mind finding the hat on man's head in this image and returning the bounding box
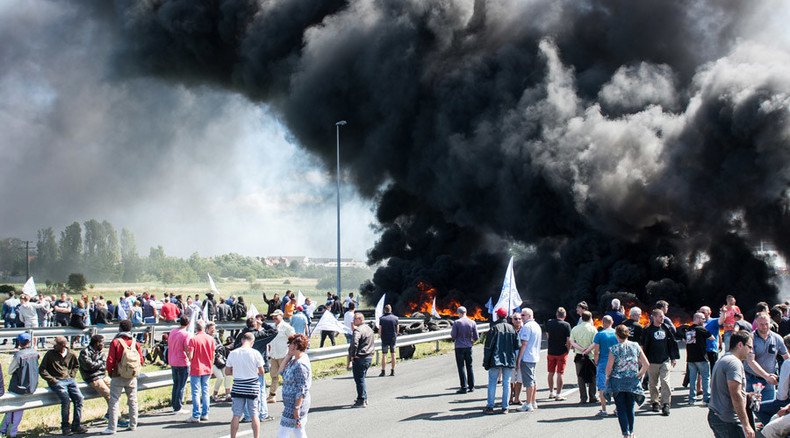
[495,308,508,318]
[16,333,31,344]
[296,306,304,311]
[272,309,284,316]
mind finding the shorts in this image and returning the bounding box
[596,363,607,390]
[144,317,156,324]
[232,396,259,418]
[547,353,568,374]
[381,342,395,354]
[520,362,537,387]
[511,366,523,383]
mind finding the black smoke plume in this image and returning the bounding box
[90,0,790,316]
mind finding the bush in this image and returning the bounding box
[67,273,87,291]
[0,284,15,295]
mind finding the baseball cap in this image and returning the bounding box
[496,308,508,318]
[272,309,284,316]
[16,333,31,344]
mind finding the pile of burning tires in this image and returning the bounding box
[399,312,453,334]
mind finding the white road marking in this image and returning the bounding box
[216,429,254,438]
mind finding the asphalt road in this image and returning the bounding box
[60,343,714,438]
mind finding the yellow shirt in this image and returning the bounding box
[570,322,597,358]
[284,301,295,319]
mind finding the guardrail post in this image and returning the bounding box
[375,351,380,366]
[148,325,156,349]
[435,340,439,352]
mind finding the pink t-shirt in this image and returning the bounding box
[187,332,215,377]
[168,328,190,367]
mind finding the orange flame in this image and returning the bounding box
[404,281,486,321]
[593,308,689,328]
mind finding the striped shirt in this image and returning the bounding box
[231,377,259,399]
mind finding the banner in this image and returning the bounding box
[22,277,37,297]
[492,256,523,321]
[207,273,220,294]
[312,309,351,336]
[374,294,386,328]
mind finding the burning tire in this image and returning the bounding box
[434,320,452,330]
[404,322,425,334]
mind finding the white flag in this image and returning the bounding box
[431,296,441,319]
[22,277,37,297]
[297,291,306,307]
[493,256,522,321]
[117,298,128,321]
[312,309,351,336]
[187,310,197,335]
[207,273,220,294]
[246,303,260,319]
[202,301,210,321]
[374,294,386,328]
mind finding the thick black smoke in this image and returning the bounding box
[93,0,790,315]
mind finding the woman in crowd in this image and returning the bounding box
[606,324,649,438]
[278,334,312,438]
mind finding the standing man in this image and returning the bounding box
[226,333,266,438]
[186,320,215,423]
[53,293,72,327]
[517,308,542,412]
[655,300,677,336]
[575,301,589,326]
[545,307,572,400]
[605,298,626,326]
[103,320,144,434]
[623,307,645,343]
[685,312,715,406]
[708,331,755,438]
[450,306,478,393]
[482,308,519,414]
[343,303,356,344]
[348,312,374,408]
[39,336,86,435]
[509,312,524,405]
[745,312,789,402]
[720,297,741,353]
[168,316,191,414]
[160,298,179,324]
[378,304,400,377]
[642,309,680,416]
[700,305,723,373]
[2,291,19,336]
[571,311,598,404]
[290,306,309,338]
[262,293,281,318]
[593,315,617,416]
[267,309,295,403]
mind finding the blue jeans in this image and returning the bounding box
[486,367,512,410]
[614,392,636,436]
[352,356,372,401]
[171,366,189,412]
[688,361,711,403]
[243,375,267,420]
[708,410,745,437]
[746,374,776,404]
[50,379,83,432]
[190,375,210,419]
[722,331,733,353]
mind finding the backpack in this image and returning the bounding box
[118,338,142,378]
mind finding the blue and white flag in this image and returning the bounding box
[485,297,493,314]
[492,256,522,321]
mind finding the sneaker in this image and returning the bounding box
[651,402,660,412]
[266,396,276,403]
[500,408,509,415]
[100,429,115,436]
[117,419,129,428]
[379,370,386,377]
[261,415,275,423]
[531,402,538,411]
[520,404,534,412]
[661,404,670,416]
[240,418,251,423]
[483,407,496,415]
[200,416,209,422]
[352,400,368,408]
[688,399,696,406]
[188,417,201,423]
[455,388,468,394]
[467,387,474,393]
[596,410,608,417]
[555,395,566,401]
[62,430,73,436]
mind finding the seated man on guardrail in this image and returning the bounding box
[1,333,39,438]
[40,335,86,436]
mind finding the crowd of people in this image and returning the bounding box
[467,295,790,438]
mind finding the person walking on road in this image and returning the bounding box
[226,333,265,438]
[745,312,789,403]
[708,330,756,438]
[268,309,295,403]
[450,306,479,393]
[545,307,572,400]
[571,311,598,404]
[593,315,617,416]
[606,324,649,438]
[684,312,715,406]
[517,308,542,412]
[348,312,375,408]
[483,308,519,414]
[186,320,215,423]
[277,334,312,438]
[39,336,86,435]
[378,304,400,377]
[168,316,191,414]
[642,309,680,416]
[102,320,144,434]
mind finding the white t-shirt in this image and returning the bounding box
[343,311,355,331]
[519,320,543,363]
[270,321,295,359]
[226,346,264,380]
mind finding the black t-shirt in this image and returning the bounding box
[546,319,571,355]
[643,325,670,364]
[684,325,712,363]
[379,313,399,343]
[623,320,644,343]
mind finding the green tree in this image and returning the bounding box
[121,228,142,282]
[35,228,59,280]
[0,238,26,277]
[59,222,82,279]
[67,273,87,291]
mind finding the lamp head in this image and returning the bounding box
[336,120,347,126]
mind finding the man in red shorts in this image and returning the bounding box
[545,307,572,400]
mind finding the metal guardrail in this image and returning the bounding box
[0,323,489,414]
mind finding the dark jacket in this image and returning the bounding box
[641,324,680,363]
[215,303,232,322]
[9,347,39,394]
[483,319,520,369]
[40,349,79,386]
[78,345,107,382]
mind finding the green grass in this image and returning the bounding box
[2,338,459,436]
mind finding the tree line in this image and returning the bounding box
[0,220,372,286]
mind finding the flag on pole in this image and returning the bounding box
[246,303,260,319]
[207,273,220,294]
[297,291,306,307]
[374,294,386,328]
[492,256,522,321]
[312,309,351,336]
[22,277,37,297]
[431,296,441,319]
[187,310,197,335]
[117,298,128,321]
[484,297,493,314]
[202,301,210,321]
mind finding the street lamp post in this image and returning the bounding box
[335,120,347,299]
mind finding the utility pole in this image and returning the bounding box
[24,240,31,280]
